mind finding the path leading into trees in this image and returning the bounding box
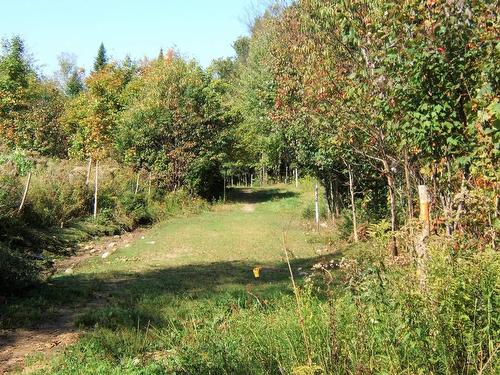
[0,186,328,373]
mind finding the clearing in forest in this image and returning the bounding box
[0,185,329,374]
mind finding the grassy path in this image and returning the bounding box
[2,185,327,374]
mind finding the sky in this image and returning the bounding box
[0,0,263,75]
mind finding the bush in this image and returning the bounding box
[0,243,41,293]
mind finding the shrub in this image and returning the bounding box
[0,243,41,293]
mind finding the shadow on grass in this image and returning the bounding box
[226,187,299,204]
[0,252,343,334]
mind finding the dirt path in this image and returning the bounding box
[0,228,146,374]
[0,310,77,374]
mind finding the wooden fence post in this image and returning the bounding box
[416,185,430,287]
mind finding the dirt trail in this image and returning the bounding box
[0,228,146,374]
[0,311,77,374]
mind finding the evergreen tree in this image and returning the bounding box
[93,42,107,71]
[0,35,31,90]
[158,48,164,61]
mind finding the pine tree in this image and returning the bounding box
[93,43,107,71]
[158,48,164,61]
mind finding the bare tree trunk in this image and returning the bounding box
[135,170,140,195]
[348,165,358,242]
[285,165,289,184]
[148,172,152,197]
[404,150,414,224]
[315,183,320,231]
[85,157,92,186]
[18,172,32,213]
[453,175,467,233]
[295,168,299,188]
[416,185,430,288]
[383,160,398,256]
[93,160,99,219]
[333,179,340,217]
[329,178,335,222]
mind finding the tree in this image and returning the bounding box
[116,54,230,198]
[93,43,108,71]
[0,36,67,156]
[56,53,83,97]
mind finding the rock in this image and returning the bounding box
[108,242,117,248]
[101,252,110,259]
[141,236,145,240]
[64,268,73,274]
[320,222,328,228]
[146,241,156,245]
[89,249,96,254]
[83,244,93,251]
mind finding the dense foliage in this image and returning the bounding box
[0,1,498,372]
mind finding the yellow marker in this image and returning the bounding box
[253,267,262,278]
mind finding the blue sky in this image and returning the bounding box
[0,0,262,75]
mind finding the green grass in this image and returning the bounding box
[4,184,498,375]
[4,185,335,373]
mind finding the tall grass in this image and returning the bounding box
[40,240,498,375]
[0,155,208,293]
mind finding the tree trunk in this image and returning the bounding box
[148,172,152,197]
[295,168,298,188]
[135,170,140,195]
[333,179,340,217]
[93,160,99,219]
[404,150,414,224]
[315,183,320,231]
[329,178,336,224]
[348,165,358,242]
[18,172,32,213]
[383,160,398,256]
[285,165,289,184]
